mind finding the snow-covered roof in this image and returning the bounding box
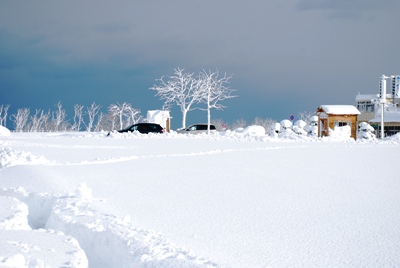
[146,110,170,128]
[369,112,400,123]
[146,110,170,121]
[318,105,360,115]
[355,94,378,102]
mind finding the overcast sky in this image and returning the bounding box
[1,0,399,129]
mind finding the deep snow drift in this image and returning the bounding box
[1,129,400,268]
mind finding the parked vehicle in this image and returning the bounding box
[177,124,217,134]
[109,123,164,135]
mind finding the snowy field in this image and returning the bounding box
[1,128,400,268]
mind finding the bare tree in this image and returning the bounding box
[86,103,101,132]
[11,108,30,132]
[51,101,68,131]
[72,104,85,131]
[41,110,51,131]
[126,106,141,126]
[229,118,248,130]
[100,112,118,131]
[210,118,228,131]
[0,104,10,127]
[29,109,41,132]
[297,111,315,125]
[252,117,276,132]
[198,70,237,134]
[150,68,202,129]
[94,112,105,132]
[29,109,51,132]
[108,102,133,129]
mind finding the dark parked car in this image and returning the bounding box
[177,124,217,134]
[109,123,165,135]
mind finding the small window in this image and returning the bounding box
[335,122,350,127]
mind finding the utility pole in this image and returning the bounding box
[378,74,400,139]
[379,75,388,139]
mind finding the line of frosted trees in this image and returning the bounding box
[0,102,142,132]
[0,101,314,133]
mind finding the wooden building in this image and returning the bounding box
[316,105,360,139]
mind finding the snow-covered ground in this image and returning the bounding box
[1,128,400,267]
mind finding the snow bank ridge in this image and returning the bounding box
[0,147,52,168]
[1,184,219,268]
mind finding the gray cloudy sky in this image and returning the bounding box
[0,0,399,128]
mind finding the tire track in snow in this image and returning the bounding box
[1,145,306,168]
[53,146,290,166]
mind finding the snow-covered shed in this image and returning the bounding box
[146,110,171,132]
[316,105,360,139]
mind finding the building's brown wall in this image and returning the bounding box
[326,115,358,139]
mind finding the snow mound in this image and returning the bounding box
[323,126,354,141]
[0,125,11,136]
[384,132,400,142]
[234,125,266,136]
[75,183,93,200]
[0,148,52,168]
[106,130,170,139]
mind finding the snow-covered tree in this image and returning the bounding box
[0,104,10,127]
[108,102,141,129]
[99,113,117,131]
[51,101,68,131]
[358,122,376,140]
[198,70,237,134]
[150,68,203,129]
[86,103,101,132]
[280,119,293,132]
[304,115,318,136]
[11,108,30,132]
[29,109,50,132]
[72,104,85,131]
[293,120,307,135]
[109,102,131,130]
[126,106,141,126]
[94,112,105,132]
[269,122,281,136]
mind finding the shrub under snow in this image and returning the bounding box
[0,126,11,136]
